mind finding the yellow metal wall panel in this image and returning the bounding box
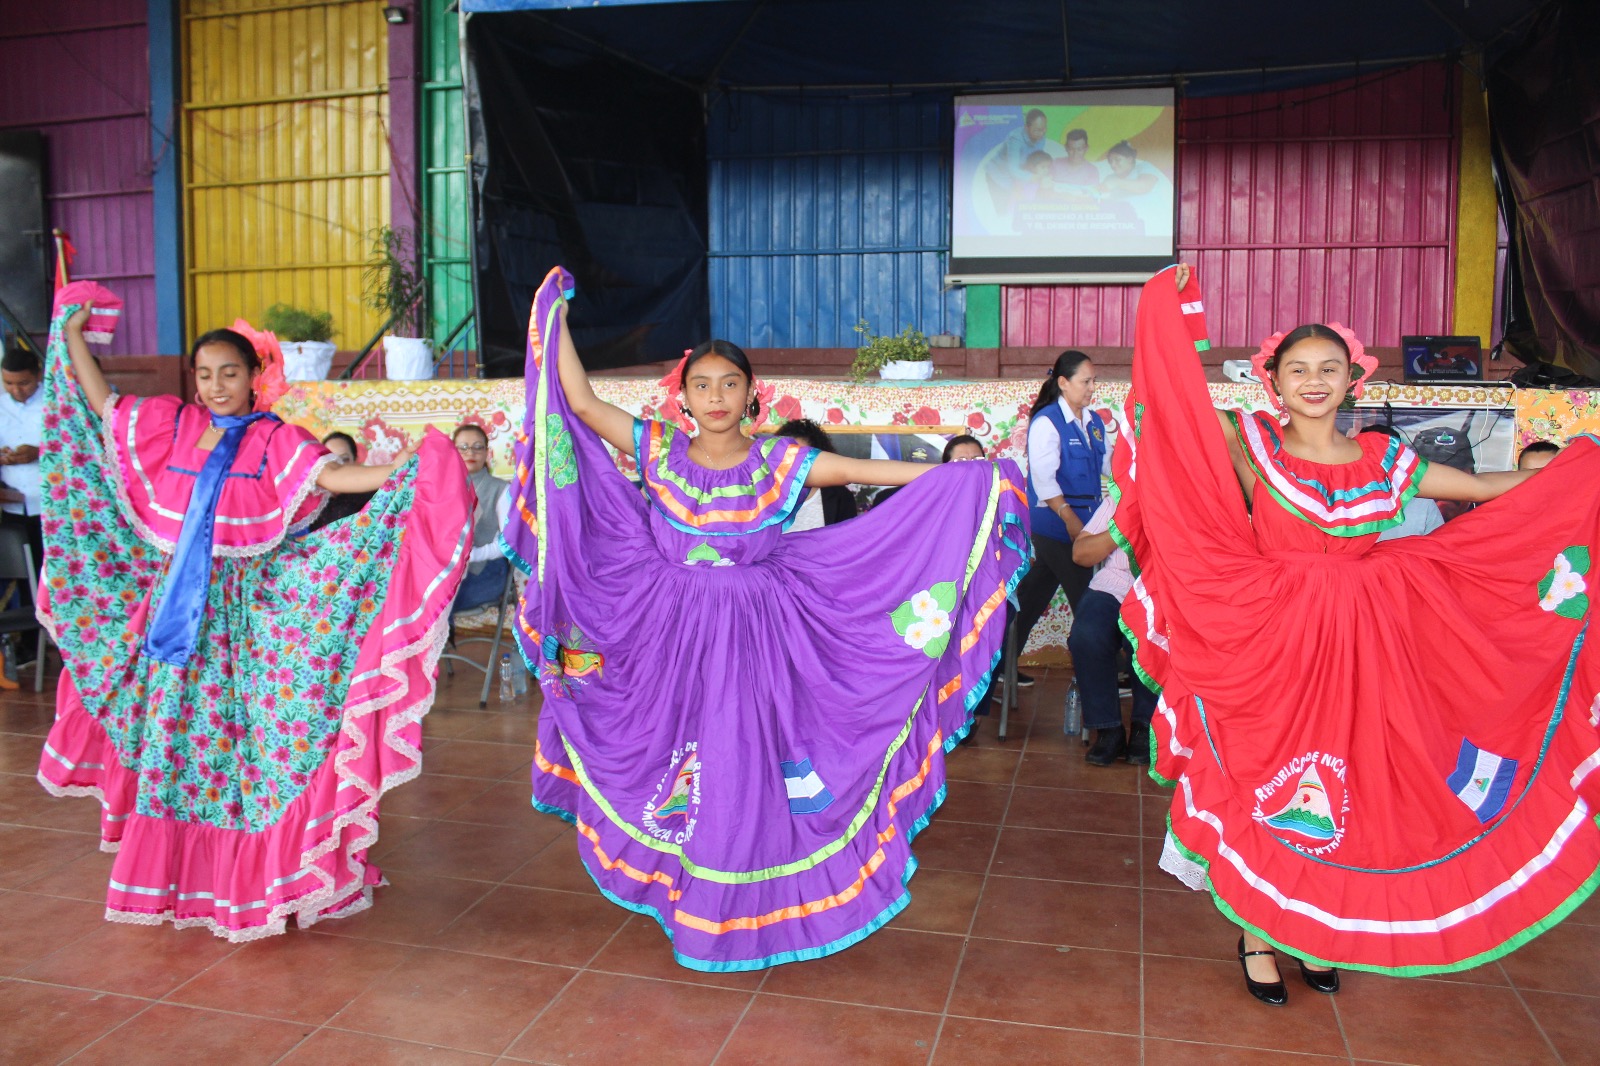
[1452,71,1497,345]
[182,0,390,346]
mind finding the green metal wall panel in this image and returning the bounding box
[420,0,473,351]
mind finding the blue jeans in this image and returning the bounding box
[454,557,509,613]
[1067,587,1157,731]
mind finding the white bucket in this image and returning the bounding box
[279,340,336,381]
[383,336,435,381]
[878,359,934,381]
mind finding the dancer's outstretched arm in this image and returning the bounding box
[806,451,937,489]
[63,307,112,415]
[555,302,636,457]
[317,446,420,494]
[1416,461,1533,503]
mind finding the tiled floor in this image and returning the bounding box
[4,665,1598,1065]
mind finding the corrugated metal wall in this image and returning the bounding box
[707,94,963,347]
[0,1,155,354]
[1005,63,1460,349]
[420,0,472,349]
[182,0,390,344]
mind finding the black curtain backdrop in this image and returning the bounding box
[466,16,708,375]
[1488,0,1600,379]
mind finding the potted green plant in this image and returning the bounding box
[851,320,933,383]
[362,225,432,380]
[262,303,336,381]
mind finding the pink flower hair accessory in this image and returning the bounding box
[1251,322,1377,413]
[230,318,290,413]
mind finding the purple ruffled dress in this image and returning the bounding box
[505,268,1030,971]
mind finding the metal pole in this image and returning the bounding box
[997,619,1018,742]
[458,6,487,379]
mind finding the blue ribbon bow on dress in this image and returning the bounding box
[143,411,276,666]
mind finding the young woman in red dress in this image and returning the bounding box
[1118,264,1600,1004]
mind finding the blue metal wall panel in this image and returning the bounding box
[707,94,963,348]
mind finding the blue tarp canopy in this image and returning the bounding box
[460,0,1544,95]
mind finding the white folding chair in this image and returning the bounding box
[439,566,519,708]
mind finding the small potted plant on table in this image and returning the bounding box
[363,225,432,380]
[262,304,336,380]
[851,320,934,382]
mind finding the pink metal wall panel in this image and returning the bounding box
[0,2,154,354]
[1004,63,1460,351]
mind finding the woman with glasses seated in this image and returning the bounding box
[453,423,512,611]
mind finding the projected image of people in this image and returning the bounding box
[983,108,1062,213]
[1095,140,1173,238]
[950,89,1177,278]
[1054,127,1101,187]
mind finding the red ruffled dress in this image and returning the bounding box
[1116,268,1600,975]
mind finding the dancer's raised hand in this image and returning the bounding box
[63,305,112,414]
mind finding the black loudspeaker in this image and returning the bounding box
[0,131,50,335]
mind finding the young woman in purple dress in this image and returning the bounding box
[503,268,1031,971]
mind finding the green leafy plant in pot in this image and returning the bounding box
[262,303,336,381]
[851,320,933,383]
[362,225,432,380]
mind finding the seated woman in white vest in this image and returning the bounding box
[452,423,512,610]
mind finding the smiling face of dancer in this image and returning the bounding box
[1260,326,1363,466]
[1271,334,1352,422]
[191,336,260,419]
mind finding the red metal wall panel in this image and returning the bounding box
[1004,63,1460,351]
[0,1,154,354]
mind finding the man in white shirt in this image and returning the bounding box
[0,345,45,574]
[0,346,43,518]
[1068,492,1158,766]
[0,344,45,662]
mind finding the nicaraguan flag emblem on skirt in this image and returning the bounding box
[1446,739,1517,823]
[781,759,834,815]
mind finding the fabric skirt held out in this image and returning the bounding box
[1115,267,1600,975]
[504,267,1031,971]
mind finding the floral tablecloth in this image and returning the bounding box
[1514,389,1600,449]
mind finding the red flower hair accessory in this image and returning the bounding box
[657,347,769,427]
[658,349,693,392]
[1251,322,1377,413]
[230,318,289,412]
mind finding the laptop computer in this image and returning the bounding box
[1401,336,1483,382]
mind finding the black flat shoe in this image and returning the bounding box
[1126,723,1151,765]
[1297,958,1340,994]
[1237,936,1288,1006]
[1085,727,1127,766]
